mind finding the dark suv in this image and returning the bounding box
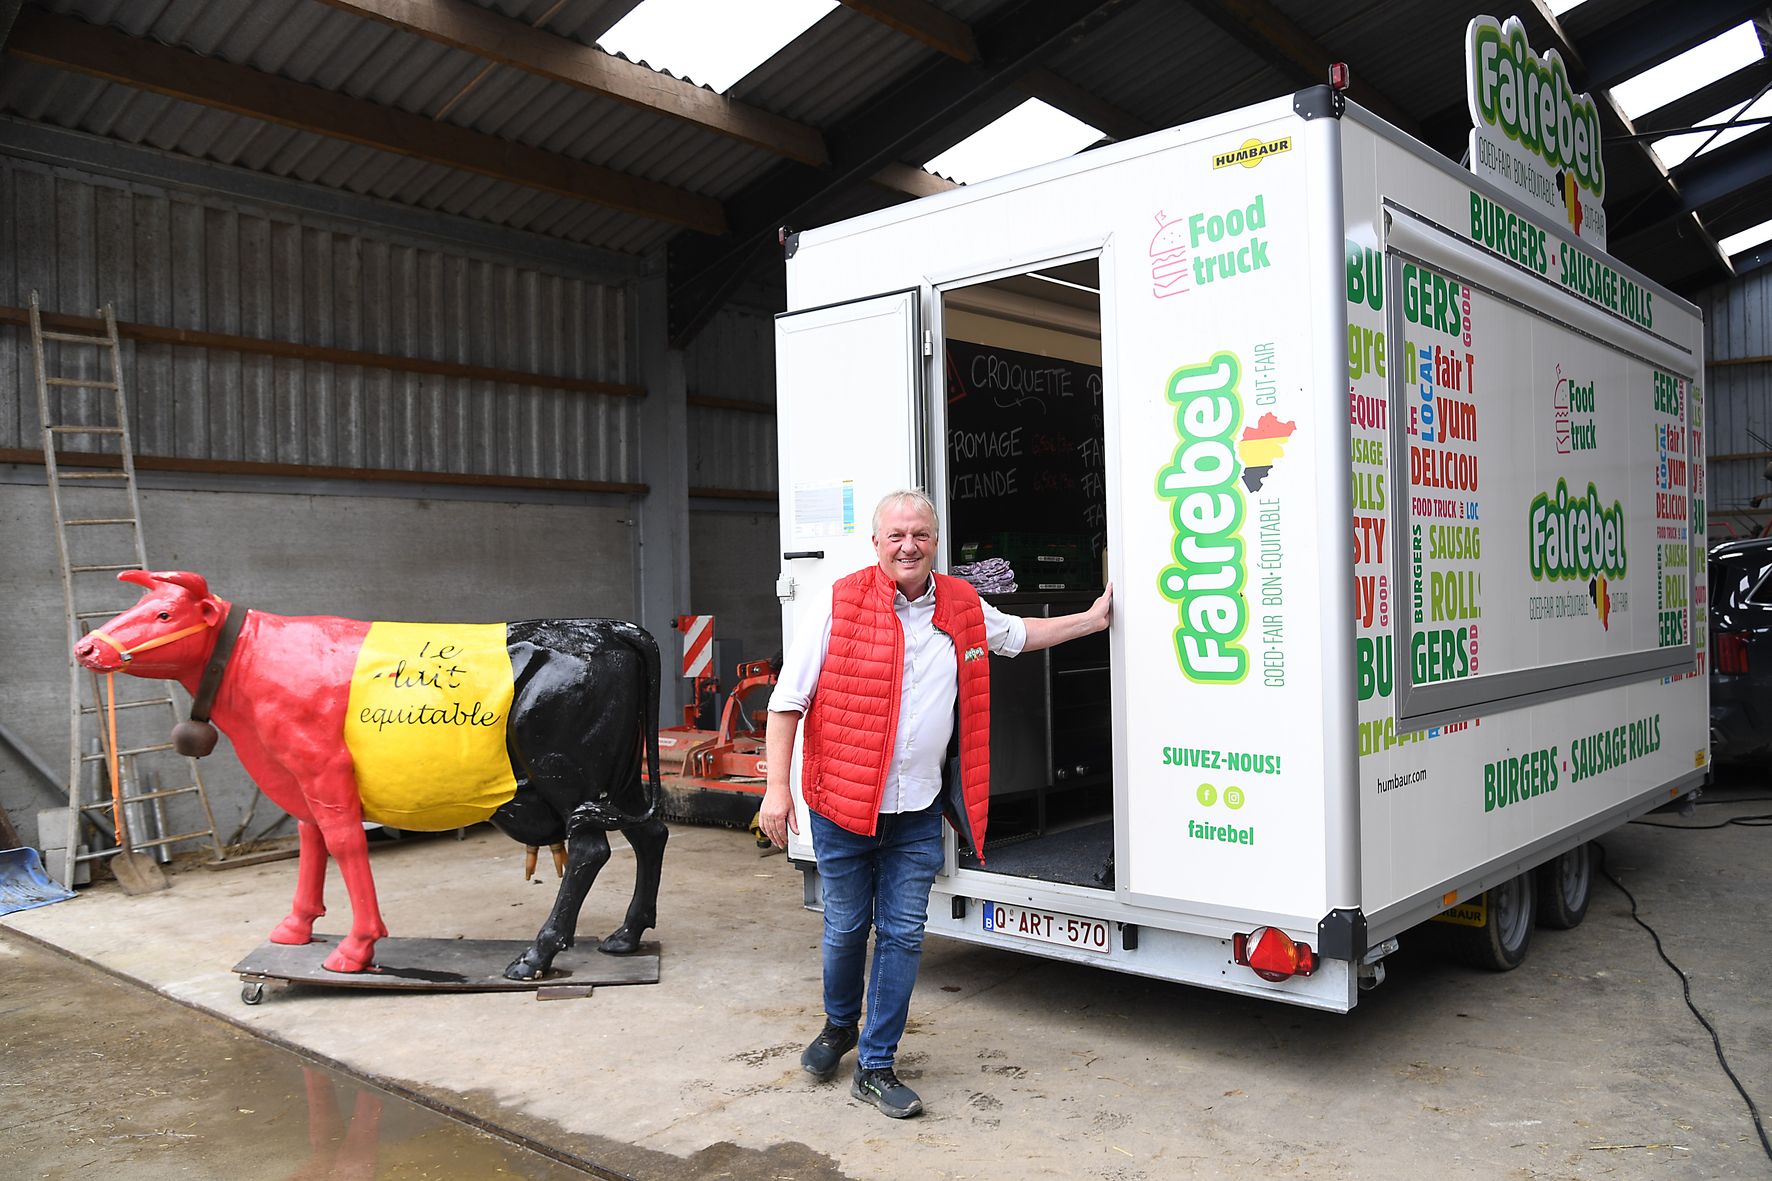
[1709,536,1772,765]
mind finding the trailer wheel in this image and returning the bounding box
[1453,871,1536,971]
[1535,843,1592,930]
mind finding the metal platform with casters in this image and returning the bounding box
[232,935,661,1004]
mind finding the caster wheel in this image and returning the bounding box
[241,981,266,1005]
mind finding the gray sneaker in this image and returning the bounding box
[851,1066,923,1118]
[800,1022,857,1081]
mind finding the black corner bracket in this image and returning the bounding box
[1317,907,1368,960]
[779,226,800,259]
[1293,84,1345,122]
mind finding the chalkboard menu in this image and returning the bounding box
[944,338,1106,566]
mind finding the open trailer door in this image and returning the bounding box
[1106,107,1352,941]
[773,288,925,862]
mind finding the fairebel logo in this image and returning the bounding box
[1156,352,1249,684]
[1528,478,1626,583]
[1150,211,1191,299]
[1466,15,1605,202]
[1187,819,1255,846]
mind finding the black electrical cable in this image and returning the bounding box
[1633,793,1772,829]
[1633,813,1772,829]
[1595,841,1771,1164]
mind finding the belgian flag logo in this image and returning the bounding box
[1588,574,1611,630]
[1555,169,1584,236]
[1235,413,1298,492]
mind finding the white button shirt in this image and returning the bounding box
[770,576,1027,814]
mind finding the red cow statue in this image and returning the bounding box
[74,570,666,980]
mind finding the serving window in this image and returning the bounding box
[1382,203,1698,729]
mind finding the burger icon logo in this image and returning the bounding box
[1150,210,1191,299]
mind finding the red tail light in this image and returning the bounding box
[1233,927,1317,982]
[1716,632,1750,675]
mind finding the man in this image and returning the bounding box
[760,489,1112,1119]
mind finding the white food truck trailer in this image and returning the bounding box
[771,80,1706,1012]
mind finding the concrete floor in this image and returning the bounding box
[3,781,1769,1181]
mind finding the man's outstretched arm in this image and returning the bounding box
[1020,582,1113,652]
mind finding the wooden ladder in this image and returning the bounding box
[29,291,228,886]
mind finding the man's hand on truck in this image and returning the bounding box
[760,708,802,848]
[1021,582,1114,652]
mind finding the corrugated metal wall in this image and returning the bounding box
[1703,269,1772,539]
[684,303,776,496]
[1,154,638,483]
[683,303,780,676]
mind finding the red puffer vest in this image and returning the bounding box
[802,565,992,851]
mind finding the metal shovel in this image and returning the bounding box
[108,764,166,895]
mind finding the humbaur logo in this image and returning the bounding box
[1156,352,1248,683]
[1213,136,1292,170]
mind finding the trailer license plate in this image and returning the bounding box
[981,901,1109,954]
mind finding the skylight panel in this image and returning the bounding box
[1718,216,1772,258]
[1653,91,1772,169]
[598,0,836,93]
[1609,22,1765,121]
[923,99,1105,186]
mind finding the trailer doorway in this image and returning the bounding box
[938,259,1116,891]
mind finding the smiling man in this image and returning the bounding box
[760,488,1111,1118]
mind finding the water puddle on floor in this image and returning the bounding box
[0,934,597,1179]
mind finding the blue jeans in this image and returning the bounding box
[810,801,945,1070]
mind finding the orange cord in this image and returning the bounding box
[104,671,123,844]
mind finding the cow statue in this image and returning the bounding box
[73,570,666,981]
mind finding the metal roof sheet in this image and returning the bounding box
[0,0,1748,291]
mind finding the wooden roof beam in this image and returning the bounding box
[315,0,829,167]
[839,0,978,63]
[869,161,958,198]
[1184,0,1418,135]
[842,0,1149,142]
[5,8,726,234]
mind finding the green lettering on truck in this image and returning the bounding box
[1156,352,1248,683]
